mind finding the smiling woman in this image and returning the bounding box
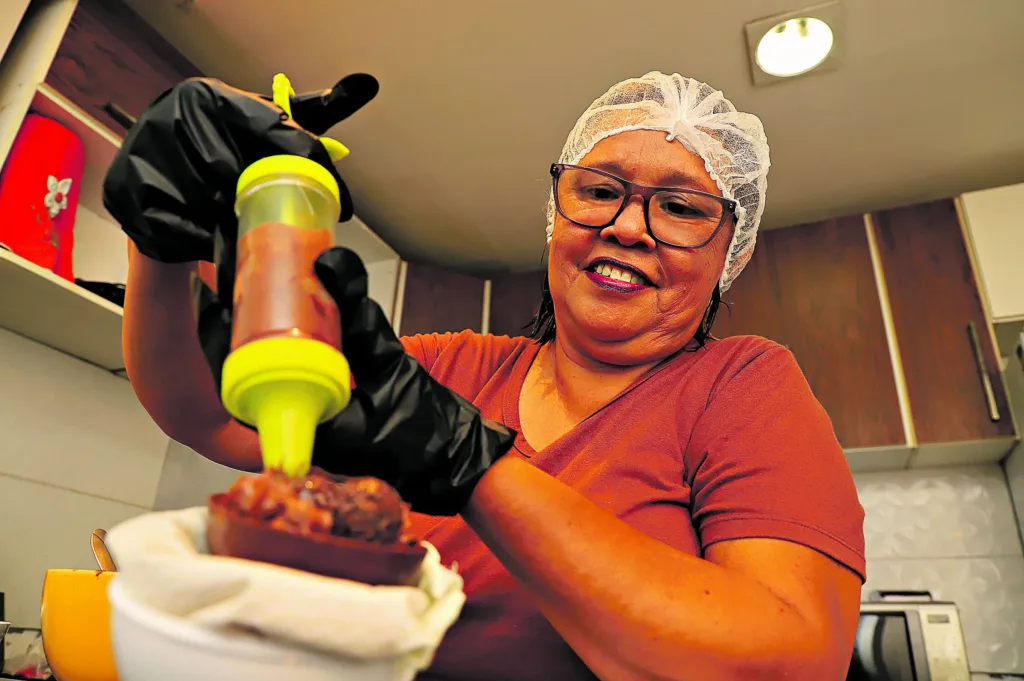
[546,132,737,360]
[118,70,865,681]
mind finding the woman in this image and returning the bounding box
[110,72,865,680]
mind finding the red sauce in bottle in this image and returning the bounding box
[231,222,340,351]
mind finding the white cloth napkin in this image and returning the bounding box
[105,507,465,675]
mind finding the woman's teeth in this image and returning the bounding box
[593,263,645,285]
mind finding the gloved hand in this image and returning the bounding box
[102,74,379,266]
[196,247,517,517]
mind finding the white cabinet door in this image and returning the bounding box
[333,217,402,322]
[961,183,1024,322]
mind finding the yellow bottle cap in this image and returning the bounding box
[221,336,351,477]
[237,154,342,208]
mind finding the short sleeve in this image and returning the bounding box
[686,342,866,581]
[400,333,456,373]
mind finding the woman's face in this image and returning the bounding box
[548,129,733,367]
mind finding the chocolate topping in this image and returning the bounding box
[220,470,410,545]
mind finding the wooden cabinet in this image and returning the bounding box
[397,262,485,335]
[715,216,906,451]
[389,266,541,338]
[717,200,1018,469]
[488,270,544,338]
[45,0,201,134]
[872,199,1015,456]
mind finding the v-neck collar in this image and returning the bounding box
[501,339,703,457]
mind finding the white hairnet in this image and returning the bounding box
[545,71,770,291]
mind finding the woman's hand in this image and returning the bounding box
[194,246,517,514]
[111,75,377,463]
[104,74,378,264]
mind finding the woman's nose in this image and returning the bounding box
[600,196,657,249]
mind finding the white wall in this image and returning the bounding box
[0,328,168,626]
[856,464,1024,675]
[72,205,129,285]
[152,439,244,512]
[0,1,29,64]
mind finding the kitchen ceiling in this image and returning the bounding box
[125,0,1024,274]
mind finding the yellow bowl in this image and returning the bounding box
[40,569,119,681]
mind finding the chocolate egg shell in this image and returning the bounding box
[207,494,427,587]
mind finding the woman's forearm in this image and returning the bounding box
[463,456,847,681]
[123,244,258,467]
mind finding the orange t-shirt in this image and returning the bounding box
[400,331,865,681]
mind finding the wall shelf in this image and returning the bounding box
[0,247,123,370]
[0,81,126,371]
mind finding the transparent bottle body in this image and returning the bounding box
[231,175,341,351]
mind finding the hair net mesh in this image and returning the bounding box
[545,71,770,291]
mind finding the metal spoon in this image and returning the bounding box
[91,529,117,572]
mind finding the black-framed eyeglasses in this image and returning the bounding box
[550,163,737,249]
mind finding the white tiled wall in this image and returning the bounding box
[0,328,169,626]
[855,465,1024,675]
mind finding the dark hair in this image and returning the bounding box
[526,274,722,349]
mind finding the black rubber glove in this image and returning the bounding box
[102,74,379,266]
[194,247,516,517]
[312,247,517,516]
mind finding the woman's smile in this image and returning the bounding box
[583,257,653,293]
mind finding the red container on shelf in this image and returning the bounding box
[0,112,85,281]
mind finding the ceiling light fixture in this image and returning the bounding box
[744,2,843,86]
[755,17,834,77]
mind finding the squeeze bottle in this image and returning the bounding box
[219,73,351,478]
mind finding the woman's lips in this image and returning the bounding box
[585,269,649,293]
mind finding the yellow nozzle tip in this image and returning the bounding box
[252,383,324,477]
[320,136,350,162]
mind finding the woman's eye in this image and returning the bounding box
[580,185,622,201]
[658,195,707,219]
[664,202,699,216]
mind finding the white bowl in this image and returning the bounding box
[108,579,402,681]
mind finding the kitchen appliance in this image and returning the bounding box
[848,592,970,681]
[2,627,51,679]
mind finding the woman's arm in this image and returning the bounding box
[464,457,861,681]
[462,343,864,681]
[123,242,260,470]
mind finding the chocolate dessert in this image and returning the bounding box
[207,470,426,586]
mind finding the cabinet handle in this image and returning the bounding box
[1016,332,1024,374]
[101,101,137,132]
[967,322,1000,422]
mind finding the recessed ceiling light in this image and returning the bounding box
[755,17,835,78]
[744,2,844,87]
